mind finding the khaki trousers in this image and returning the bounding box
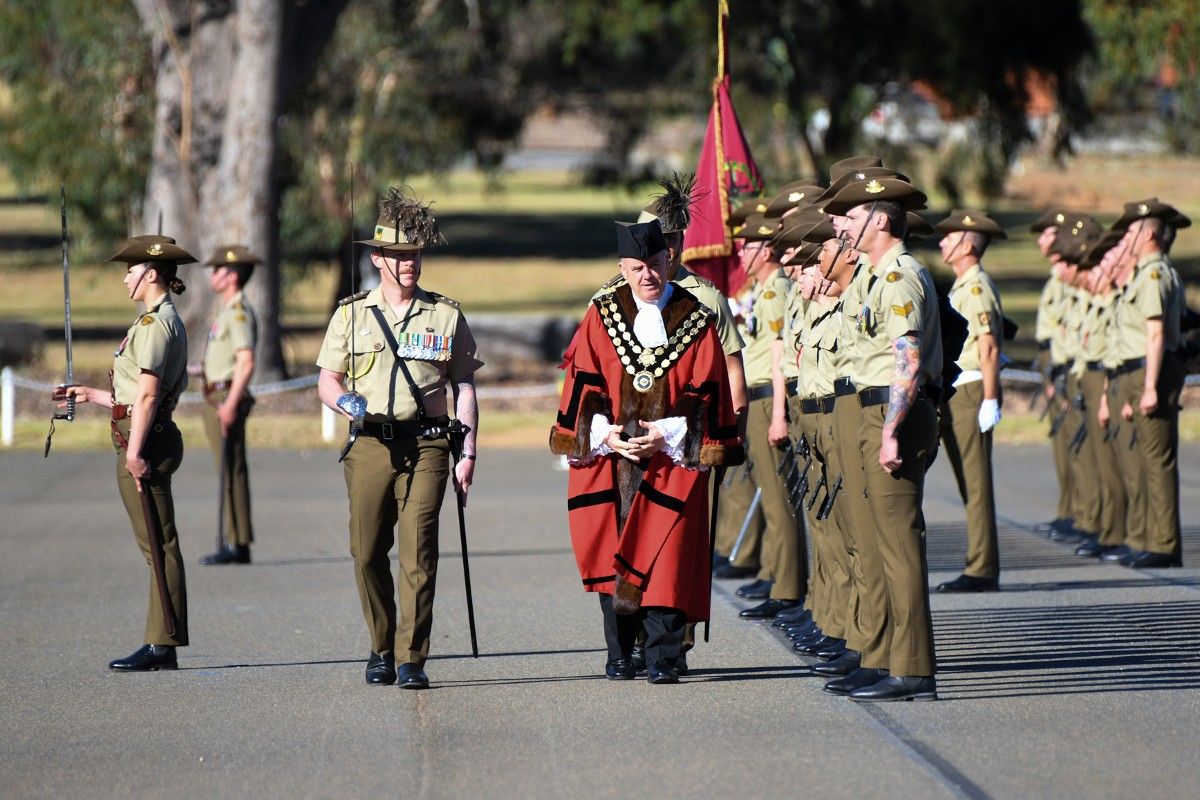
[344,433,449,666]
[715,462,764,569]
[746,394,804,601]
[1080,371,1126,547]
[832,393,883,660]
[858,397,939,677]
[202,391,255,546]
[1124,361,1184,556]
[1065,374,1101,533]
[940,381,999,579]
[1108,376,1148,550]
[1050,370,1073,521]
[113,419,189,647]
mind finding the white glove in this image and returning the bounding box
[978,398,1001,433]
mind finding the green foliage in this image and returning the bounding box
[1083,0,1200,152]
[0,0,153,247]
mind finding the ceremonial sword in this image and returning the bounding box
[44,184,75,457]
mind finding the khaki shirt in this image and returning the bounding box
[1034,272,1064,344]
[1079,291,1116,366]
[796,299,840,398]
[593,264,744,355]
[781,281,806,380]
[847,243,942,388]
[112,294,189,406]
[202,291,258,382]
[316,286,484,420]
[742,268,791,387]
[948,263,1003,372]
[1115,253,1181,360]
[1050,287,1082,366]
[831,254,873,378]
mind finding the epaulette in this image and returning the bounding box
[689,273,717,291]
[427,291,461,309]
[337,290,370,307]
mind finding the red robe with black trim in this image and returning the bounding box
[550,285,743,622]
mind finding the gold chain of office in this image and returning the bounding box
[598,297,711,393]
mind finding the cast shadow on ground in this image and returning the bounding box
[181,647,608,672]
[933,599,1200,700]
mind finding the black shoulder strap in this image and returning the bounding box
[368,306,426,421]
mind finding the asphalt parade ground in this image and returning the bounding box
[2,442,1198,799]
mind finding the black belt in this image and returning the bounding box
[361,416,451,441]
[857,385,935,408]
[1107,357,1146,379]
[1085,360,1107,372]
[749,379,797,402]
[833,377,856,397]
[801,395,835,414]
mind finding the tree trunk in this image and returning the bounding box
[134,0,285,381]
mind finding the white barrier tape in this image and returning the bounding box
[8,370,1198,398]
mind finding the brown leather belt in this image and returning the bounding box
[203,379,232,395]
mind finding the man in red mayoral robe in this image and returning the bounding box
[551,219,743,684]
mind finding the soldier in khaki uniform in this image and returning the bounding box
[1031,210,1076,533]
[773,209,864,674]
[730,216,805,619]
[822,174,941,702]
[1107,199,1189,568]
[317,188,483,688]
[198,245,260,565]
[933,211,1006,593]
[1074,231,1129,559]
[59,235,195,671]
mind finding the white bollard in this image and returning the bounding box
[1,367,13,447]
[321,403,337,443]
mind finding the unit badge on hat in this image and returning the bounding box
[147,243,163,256]
[1138,203,1149,216]
[755,203,767,213]
[962,215,976,226]
[1055,213,1065,223]
[226,250,237,262]
[865,180,885,194]
[788,192,805,202]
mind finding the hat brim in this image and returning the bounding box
[355,238,424,252]
[822,179,927,217]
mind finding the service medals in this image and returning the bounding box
[392,332,453,361]
[598,290,712,393]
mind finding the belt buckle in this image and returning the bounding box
[382,422,394,441]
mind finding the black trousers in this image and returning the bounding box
[599,595,685,665]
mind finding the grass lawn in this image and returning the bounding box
[4,156,1200,381]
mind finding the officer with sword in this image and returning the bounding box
[317,186,483,689]
[53,208,196,670]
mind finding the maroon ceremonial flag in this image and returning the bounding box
[681,2,763,297]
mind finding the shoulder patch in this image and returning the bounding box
[762,290,776,300]
[427,291,461,309]
[970,285,982,295]
[1150,270,1160,280]
[768,318,784,333]
[235,313,247,322]
[140,315,155,326]
[886,272,901,283]
[337,290,370,307]
[892,301,914,317]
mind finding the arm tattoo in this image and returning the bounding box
[885,334,921,431]
[454,379,479,456]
